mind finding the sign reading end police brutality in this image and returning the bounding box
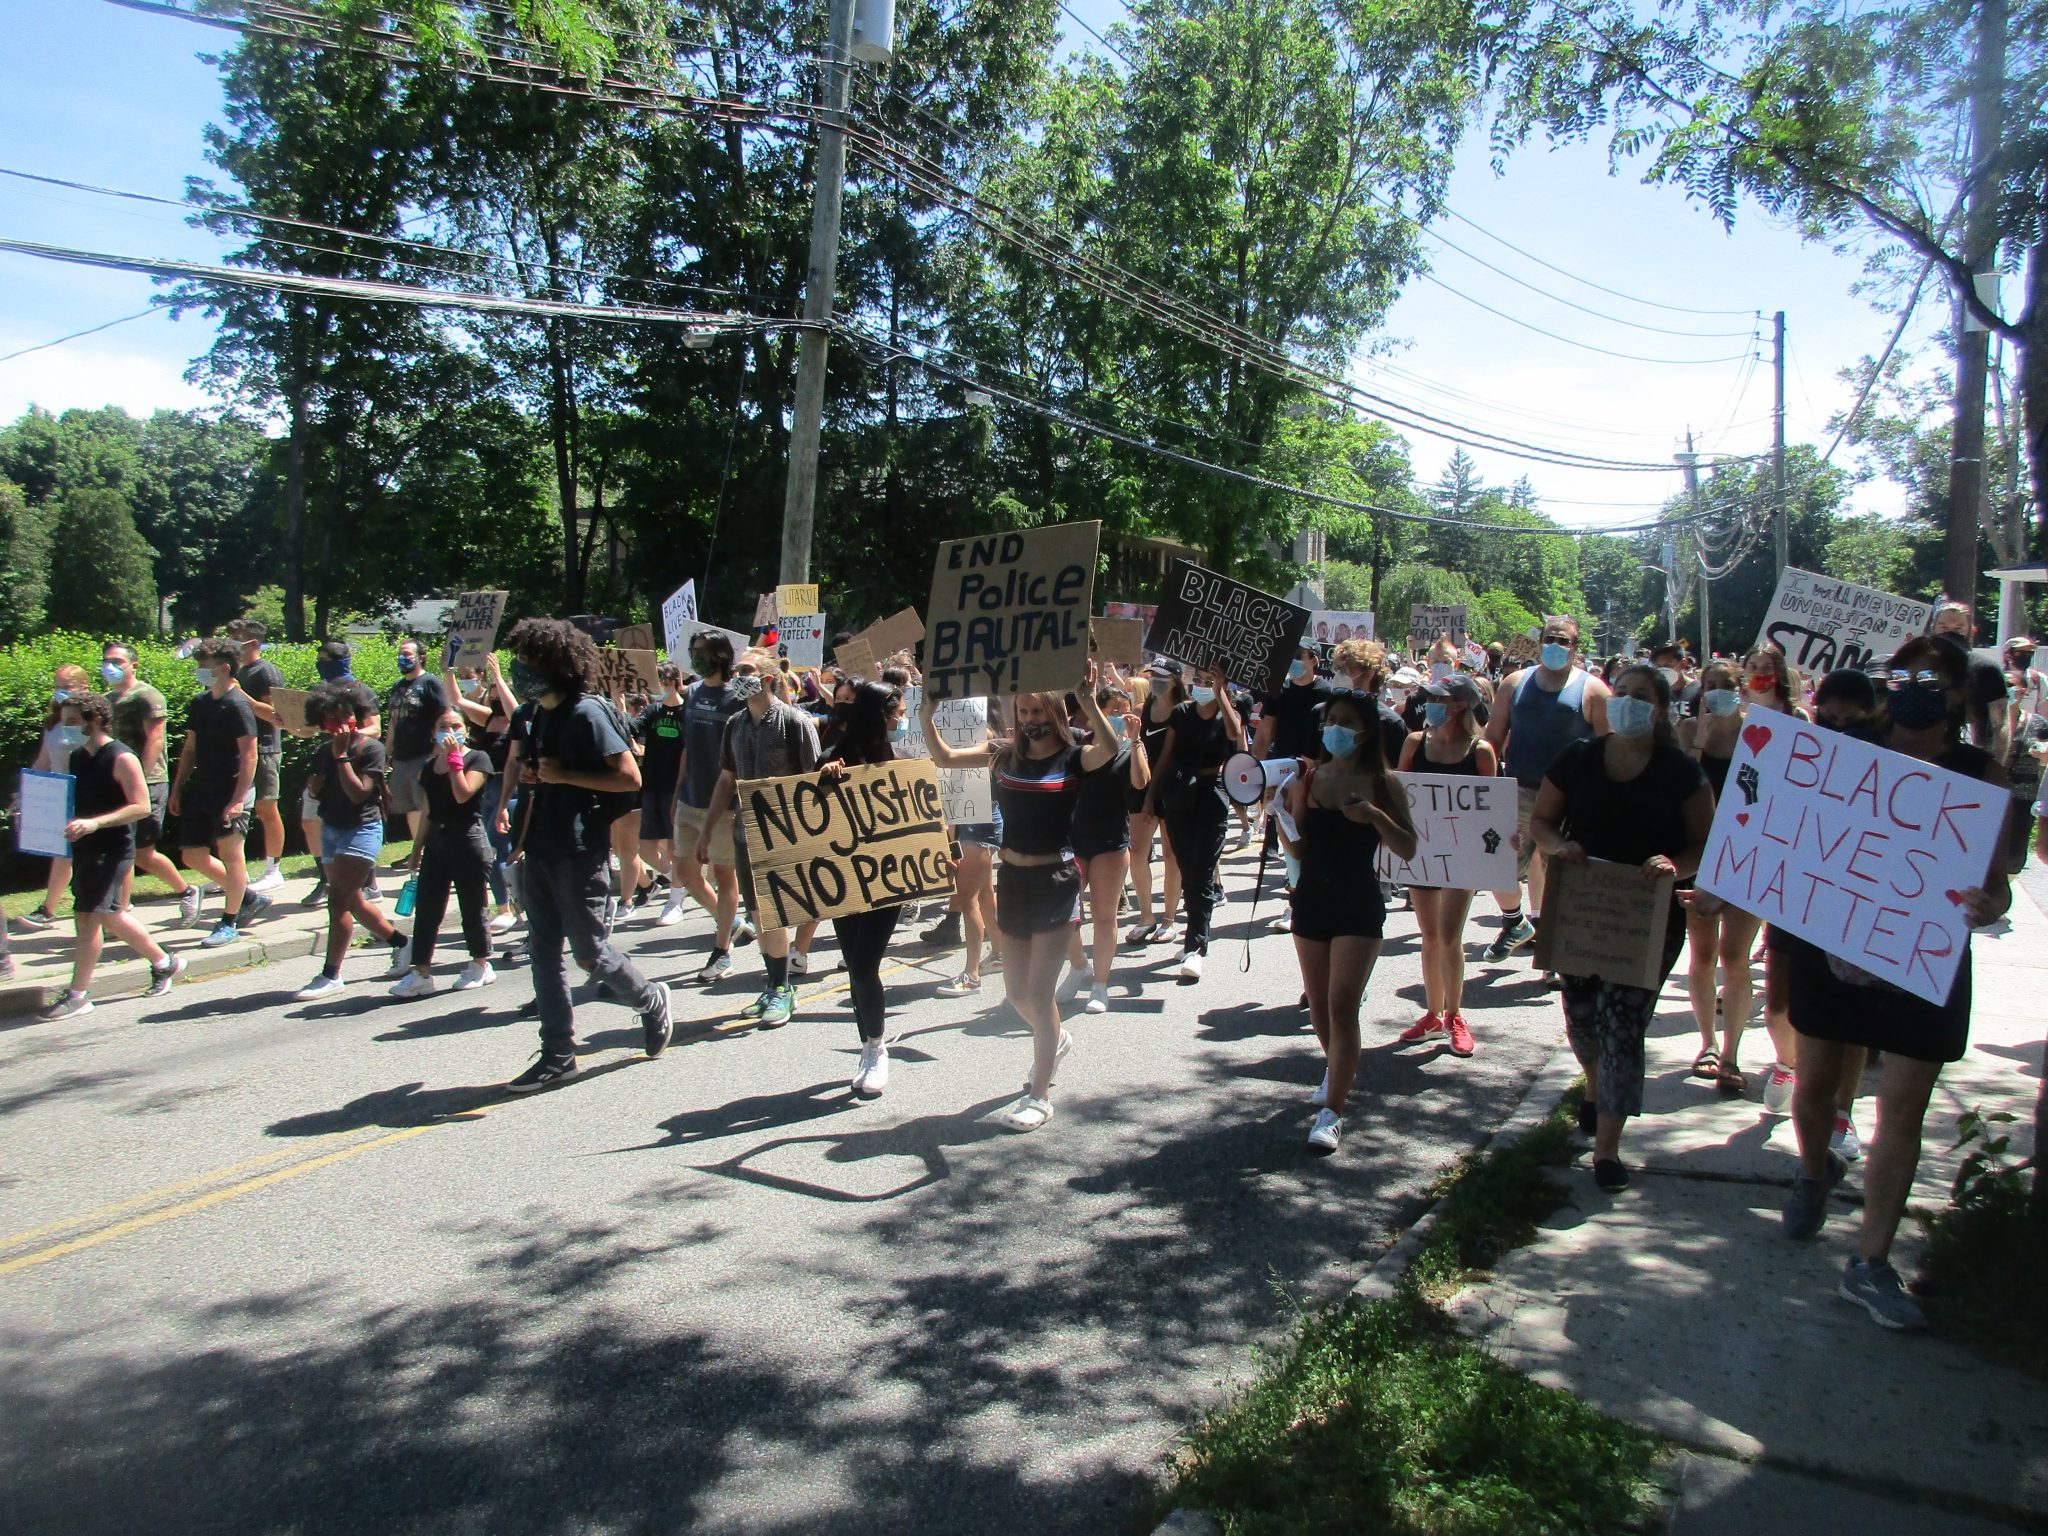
[1697,717,2005,1005]
[738,759,956,927]
[924,521,1099,700]
[1145,561,1310,696]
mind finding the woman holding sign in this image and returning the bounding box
[920,669,1121,1133]
[1777,635,2012,1331]
[1528,665,1714,1193]
[1280,692,1418,1154]
[1396,673,1496,1058]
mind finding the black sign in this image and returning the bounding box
[1144,561,1310,696]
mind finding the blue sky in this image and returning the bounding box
[0,0,1939,530]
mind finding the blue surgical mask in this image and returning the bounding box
[1321,723,1358,757]
[195,665,216,690]
[100,662,125,686]
[435,730,465,752]
[886,722,909,742]
[1703,688,1738,716]
[1287,660,1308,682]
[1608,695,1657,737]
[1541,642,1572,671]
[1424,701,1449,727]
[458,678,481,696]
[1190,685,1216,706]
[398,654,420,676]
[1108,717,1126,739]
[316,657,351,682]
[56,724,86,752]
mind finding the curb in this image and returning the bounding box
[0,916,328,1018]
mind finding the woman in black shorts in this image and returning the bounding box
[1777,636,2011,1331]
[1281,692,1417,1154]
[1125,663,1184,944]
[1062,680,1151,1015]
[922,668,1120,1132]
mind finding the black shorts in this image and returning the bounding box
[180,805,251,850]
[1289,879,1386,942]
[136,782,169,849]
[71,848,134,915]
[639,789,675,843]
[996,859,1082,938]
[1072,834,1130,861]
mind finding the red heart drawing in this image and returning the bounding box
[1944,889,1966,906]
[1734,812,1749,827]
[1741,722,1773,756]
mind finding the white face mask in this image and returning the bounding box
[1386,688,1409,710]
[1608,695,1657,738]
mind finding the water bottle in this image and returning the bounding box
[395,874,419,918]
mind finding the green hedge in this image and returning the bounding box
[2,632,410,888]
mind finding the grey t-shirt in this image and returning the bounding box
[681,679,741,809]
[721,698,820,785]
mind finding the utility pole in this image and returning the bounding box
[1944,0,2006,620]
[1680,433,1710,655]
[1772,310,1789,578]
[778,0,861,586]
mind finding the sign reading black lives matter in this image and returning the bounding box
[1145,561,1310,696]
[923,521,1099,700]
[1756,566,1931,675]
[737,758,956,926]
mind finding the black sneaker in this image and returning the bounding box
[1782,1152,1848,1239]
[13,906,57,933]
[146,955,187,997]
[1576,1097,1598,1138]
[921,911,962,947]
[1593,1157,1630,1192]
[506,1053,579,1093]
[240,890,275,923]
[641,983,674,1059]
[304,874,327,907]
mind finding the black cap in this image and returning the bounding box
[1423,673,1483,705]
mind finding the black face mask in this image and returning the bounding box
[1020,721,1052,741]
[1889,683,1949,732]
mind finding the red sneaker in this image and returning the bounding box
[1446,1014,1475,1057]
[1398,1011,1444,1043]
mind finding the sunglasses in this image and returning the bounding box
[1888,669,1944,689]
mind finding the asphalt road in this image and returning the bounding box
[1,837,1562,1535]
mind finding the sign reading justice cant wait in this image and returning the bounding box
[922,521,1099,700]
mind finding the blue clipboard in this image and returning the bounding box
[16,769,75,858]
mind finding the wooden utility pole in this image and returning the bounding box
[1772,310,1789,578]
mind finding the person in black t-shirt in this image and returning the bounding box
[387,704,497,998]
[227,619,289,892]
[636,661,690,900]
[383,638,450,870]
[293,681,409,999]
[503,619,672,1092]
[1253,644,1333,762]
[1931,601,2013,760]
[41,693,184,1019]
[170,637,272,949]
[1061,679,1151,1015]
[1144,663,1242,980]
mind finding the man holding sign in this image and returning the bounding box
[1719,635,2011,1331]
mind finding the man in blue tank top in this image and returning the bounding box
[1480,615,1610,964]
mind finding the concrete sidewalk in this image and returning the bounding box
[1447,877,2048,1533]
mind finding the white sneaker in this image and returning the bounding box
[655,895,688,928]
[853,1039,889,1099]
[178,886,204,925]
[1060,965,1091,1001]
[381,939,413,978]
[1266,913,1292,934]
[1085,982,1109,1014]
[250,864,286,894]
[488,911,518,935]
[1307,1108,1342,1154]
[454,961,496,991]
[1762,1063,1796,1116]
[1831,1114,1861,1162]
[388,969,437,1000]
[1178,950,1204,981]
[294,972,345,1000]
[998,1093,1054,1133]
[698,950,733,983]
[1310,1071,1330,1108]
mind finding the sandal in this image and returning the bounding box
[1691,1049,1722,1080]
[1716,1064,1748,1096]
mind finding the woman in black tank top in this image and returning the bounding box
[1395,674,1498,1059]
[1126,666,1184,943]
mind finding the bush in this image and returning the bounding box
[1,632,408,889]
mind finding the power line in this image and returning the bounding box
[1440,205,1758,319]
[1058,1,1134,68]
[0,305,162,364]
[1415,273,1758,365]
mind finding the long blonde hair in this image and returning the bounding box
[996,689,1077,770]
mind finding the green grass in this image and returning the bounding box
[1916,1182,2048,1384]
[4,842,414,922]
[1159,1086,1666,1535]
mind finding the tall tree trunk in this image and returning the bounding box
[544,318,583,613]
[2023,222,2048,550]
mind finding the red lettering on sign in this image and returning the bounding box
[1906,921,1954,993]
[1930,780,1986,855]
[1885,769,1931,832]
[1784,729,1824,788]
[1842,827,1889,886]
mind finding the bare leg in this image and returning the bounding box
[215,832,250,918]
[957,846,992,980]
[1323,936,1381,1112]
[1858,1055,1943,1262]
[1685,909,1719,1053]
[793,920,818,961]
[180,845,228,892]
[1763,948,1799,1070]
[1413,888,1446,1014]
[1295,934,1332,1056]
[255,799,284,861]
[1438,889,1475,1015]
[1087,850,1127,984]
[1789,1033,1847,1177]
[1835,1046,1868,1116]
[97,908,167,973]
[136,845,189,894]
[67,913,104,992]
[712,864,740,943]
[1024,928,1069,1096]
[1716,911,1762,1068]
[43,855,69,915]
[1128,814,1158,924]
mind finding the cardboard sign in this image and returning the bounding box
[1696,717,2003,1005]
[594,648,661,698]
[835,607,926,677]
[778,612,827,670]
[611,622,656,654]
[442,589,508,670]
[1756,566,1931,674]
[1462,640,1488,671]
[924,521,1099,700]
[901,688,994,824]
[1410,603,1469,646]
[1375,771,1517,890]
[1088,616,1146,666]
[1307,610,1374,646]
[834,637,879,680]
[270,685,314,733]
[1507,631,1541,663]
[16,768,74,857]
[1533,857,1675,991]
[775,583,819,618]
[661,580,699,662]
[737,758,956,926]
[1145,560,1310,696]
[1104,600,1157,626]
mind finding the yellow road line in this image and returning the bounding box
[0,953,953,1276]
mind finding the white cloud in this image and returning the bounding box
[0,336,215,422]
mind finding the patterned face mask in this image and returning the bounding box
[728,673,764,702]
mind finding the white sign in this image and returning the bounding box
[1697,717,2005,1005]
[1375,770,1517,890]
[779,612,826,670]
[16,769,74,858]
[901,688,993,825]
[1307,610,1374,645]
[661,580,698,663]
[1756,566,1932,674]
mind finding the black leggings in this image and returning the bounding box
[1163,786,1229,954]
[412,825,493,968]
[832,905,902,1042]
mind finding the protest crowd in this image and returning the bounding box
[8,526,2042,1338]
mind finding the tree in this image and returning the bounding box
[0,477,51,641]
[47,487,158,635]
[1824,512,1918,593]
[1376,562,1477,642]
